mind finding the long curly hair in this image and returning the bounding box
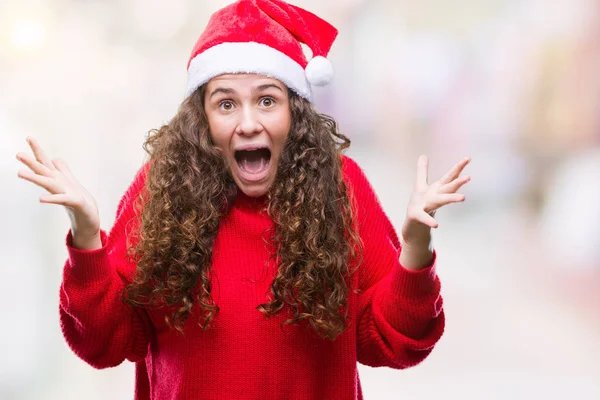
[123,85,362,340]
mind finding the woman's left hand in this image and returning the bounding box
[401,155,471,246]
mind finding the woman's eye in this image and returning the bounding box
[219,101,234,111]
[260,97,275,107]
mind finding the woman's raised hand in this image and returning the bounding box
[16,136,101,248]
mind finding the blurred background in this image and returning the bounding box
[2,0,599,399]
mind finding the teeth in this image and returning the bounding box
[236,148,270,175]
[241,156,267,173]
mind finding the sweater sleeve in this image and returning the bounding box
[342,156,445,369]
[59,162,153,369]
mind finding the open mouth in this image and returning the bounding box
[234,147,272,177]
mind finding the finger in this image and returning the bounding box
[26,137,55,170]
[16,152,53,177]
[439,156,471,184]
[440,175,471,194]
[415,211,439,229]
[17,169,63,194]
[428,193,465,209]
[52,158,76,182]
[39,193,77,207]
[415,155,429,192]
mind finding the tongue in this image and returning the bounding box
[239,151,268,173]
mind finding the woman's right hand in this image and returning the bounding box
[16,136,101,246]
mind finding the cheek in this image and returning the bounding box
[269,111,291,145]
[207,118,231,150]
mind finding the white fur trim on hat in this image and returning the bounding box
[186,42,313,102]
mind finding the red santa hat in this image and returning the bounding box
[185,0,338,102]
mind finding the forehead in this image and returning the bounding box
[206,73,287,91]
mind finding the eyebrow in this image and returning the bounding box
[253,83,284,94]
[208,87,235,100]
[208,83,284,100]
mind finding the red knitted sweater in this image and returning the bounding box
[59,155,444,400]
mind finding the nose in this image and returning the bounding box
[235,105,263,136]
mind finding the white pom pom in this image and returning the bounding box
[305,56,334,86]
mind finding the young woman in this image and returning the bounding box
[16,1,471,399]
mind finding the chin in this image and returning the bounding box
[236,181,271,198]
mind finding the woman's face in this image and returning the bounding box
[204,73,292,198]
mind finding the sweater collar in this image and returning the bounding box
[234,189,268,210]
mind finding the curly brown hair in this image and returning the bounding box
[123,85,362,340]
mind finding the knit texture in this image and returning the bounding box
[59,155,444,400]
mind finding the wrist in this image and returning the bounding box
[401,219,432,249]
[71,229,102,251]
[399,244,434,271]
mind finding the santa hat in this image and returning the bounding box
[185,0,338,102]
